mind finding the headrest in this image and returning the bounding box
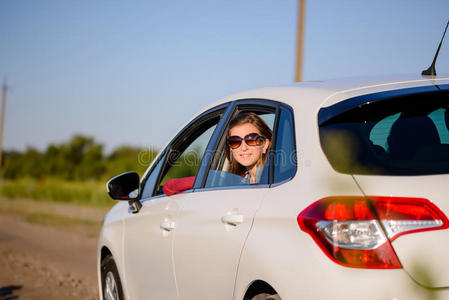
[388,115,441,160]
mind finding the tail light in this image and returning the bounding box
[297,196,449,269]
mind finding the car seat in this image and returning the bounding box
[387,115,441,160]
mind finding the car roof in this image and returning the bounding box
[204,74,449,113]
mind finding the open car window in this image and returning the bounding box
[204,104,276,188]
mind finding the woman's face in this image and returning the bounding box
[229,123,270,170]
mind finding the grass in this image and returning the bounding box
[0,178,111,237]
[0,178,114,207]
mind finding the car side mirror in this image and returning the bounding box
[107,172,142,213]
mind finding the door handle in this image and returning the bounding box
[160,218,176,232]
[221,213,244,226]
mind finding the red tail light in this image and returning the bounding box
[297,196,449,269]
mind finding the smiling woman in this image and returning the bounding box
[225,112,272,184]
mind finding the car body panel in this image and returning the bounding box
[122,196,179,299]
[173,187,268,299]
[353,175,449,288]
[234,175,449,300]
[97,201,129,300]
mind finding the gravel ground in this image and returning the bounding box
[0,198,111,300]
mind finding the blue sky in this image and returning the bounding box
[1,0,448,152]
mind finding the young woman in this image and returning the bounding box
[225,112,272,184]
[163,112,272,195]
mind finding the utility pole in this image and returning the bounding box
[295,0,306,82]
[0,80,8,170]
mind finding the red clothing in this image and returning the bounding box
[163,176,195,196]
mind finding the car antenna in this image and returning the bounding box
[422,20,449,76]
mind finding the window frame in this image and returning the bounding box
[196,99,297,192]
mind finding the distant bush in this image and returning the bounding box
[105,145,157,180]
[1,135,158,182]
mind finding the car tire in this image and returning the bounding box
[250,293,281,300]
[101,255,124,300]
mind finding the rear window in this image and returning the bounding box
[319,85,449,175]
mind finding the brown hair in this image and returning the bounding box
[225,112,272,176]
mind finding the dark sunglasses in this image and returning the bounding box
[227,133,266,149]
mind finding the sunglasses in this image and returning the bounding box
[227,133,266,149]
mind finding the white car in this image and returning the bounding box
[98,75,449,300]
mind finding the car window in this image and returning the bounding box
[273,106,297,183]
[205,106,276,188]
[140,150,167,199]
[259,113,275,130]
[152,112,222,196]
[158,124,217,189]
[428,108,449,143]
[369,112,400,151]
[319,88,449,175]
[139,107,224,198]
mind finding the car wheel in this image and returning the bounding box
[250,293,281,300]
[101,255,124,300]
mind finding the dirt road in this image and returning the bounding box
[0,198,111,300]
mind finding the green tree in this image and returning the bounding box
[2,151,25,179]
[1,135,158,182]
[105,146,157,179]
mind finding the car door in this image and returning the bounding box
[122,105,227,300]
[172,101,278,299]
